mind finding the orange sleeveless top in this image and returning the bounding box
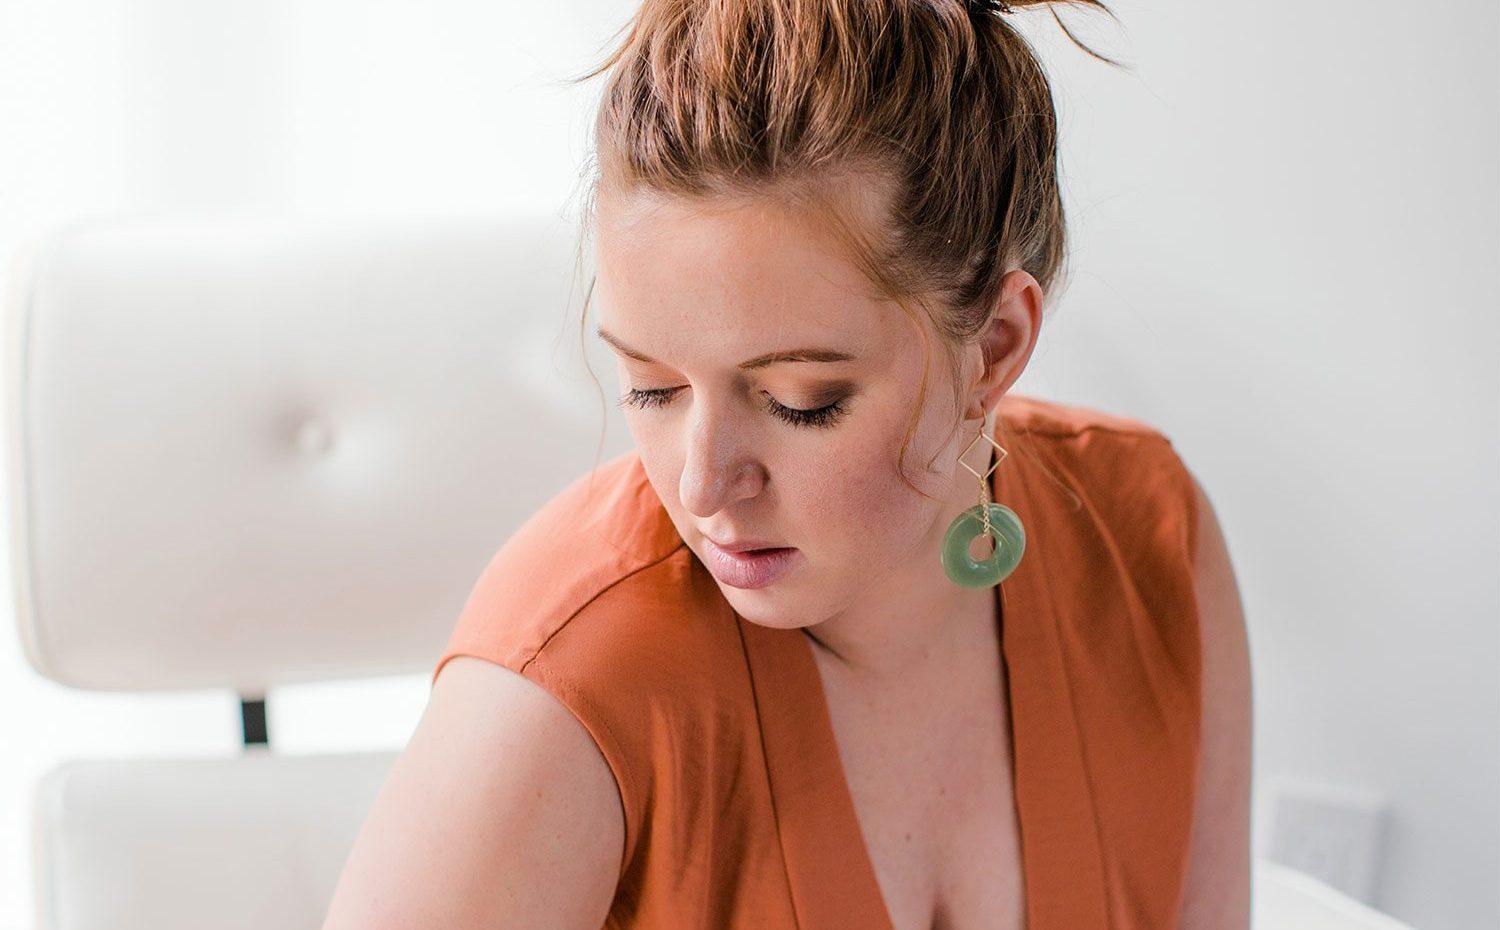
[431,393,1203,929]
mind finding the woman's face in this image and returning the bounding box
[592,189,982,630]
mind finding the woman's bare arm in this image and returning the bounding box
[321,655,626,930]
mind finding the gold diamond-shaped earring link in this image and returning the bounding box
[959,424,1009,543]
[959,427,1009,483]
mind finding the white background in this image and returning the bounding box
[0,1,1495,928]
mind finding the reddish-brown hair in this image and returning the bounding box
[565,0,1122,497]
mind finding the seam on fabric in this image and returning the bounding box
[1177,455,1203,573]
[1168,447,1210,916]
[1004,422,1173,441]
[733,618,803,930]
[517,539,690,677]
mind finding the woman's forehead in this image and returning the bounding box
[597,203,896,330]
[599,195,854,273]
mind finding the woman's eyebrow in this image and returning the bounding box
[596,326,858,369]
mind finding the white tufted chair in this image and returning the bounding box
[5,213,1416,930]
[6,211,624,930]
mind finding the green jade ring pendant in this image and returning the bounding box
[941,502,1026,588]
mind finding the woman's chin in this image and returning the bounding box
[719,587,819,631]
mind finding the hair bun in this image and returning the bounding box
[967,0,1016,15]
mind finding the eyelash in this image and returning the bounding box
[617,387,850,430]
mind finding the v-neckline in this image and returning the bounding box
[735,443,1111,930]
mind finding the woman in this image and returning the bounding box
[323,0,1252,928]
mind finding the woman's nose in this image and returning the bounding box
[678,411,764,518]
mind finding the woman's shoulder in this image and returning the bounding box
[429,451,748,873]
[998,392,1192,506]
[998,392,1200,600]
[431,448,738,697]
[997,391,1177,445]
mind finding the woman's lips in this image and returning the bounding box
[702,538,802,589]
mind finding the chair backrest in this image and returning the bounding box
[7,211,627,695]
[8,211,631,930]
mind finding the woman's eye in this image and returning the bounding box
[617,387,850,430]
[764,394,849,429]
[618,386,678,410]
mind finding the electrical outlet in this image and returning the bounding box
[1264,775,1388,905]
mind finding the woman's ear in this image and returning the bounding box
[968,269,1043,417]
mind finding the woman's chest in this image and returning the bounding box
[818,663,1028,930]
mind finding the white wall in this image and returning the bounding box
[1028,4,1499,927]
[0,2,1494,929]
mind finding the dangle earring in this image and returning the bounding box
[941,423,1026,588]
